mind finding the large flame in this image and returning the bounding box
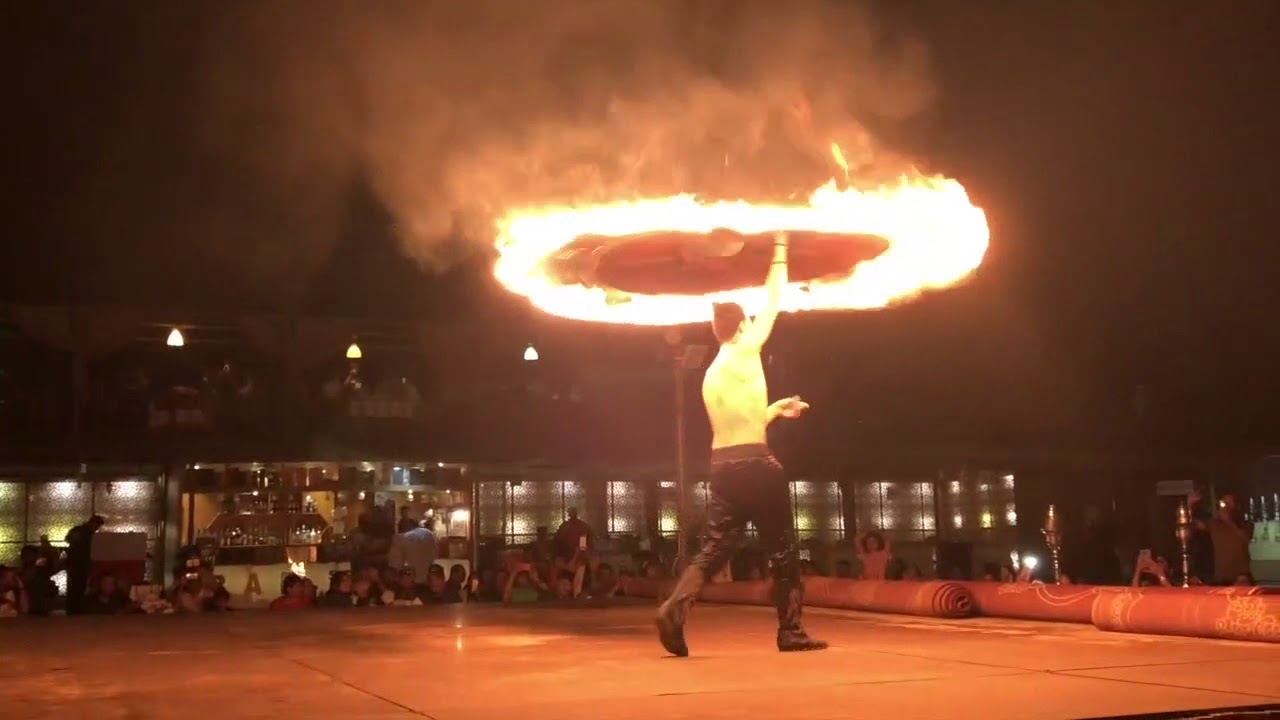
[494,152,989,325]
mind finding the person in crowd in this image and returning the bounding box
[174,576,206,613]
[199,569,232,612]
[799,559,820,577]
[84,573,133,615]
[269,573,312,610]
[856,530,891,580]
[426,564,461,604]
[0,565,29,617]
[642,560,666,580]
[615,568,635,596]
[554,508,593,593]
[18,546,56,616]
[320,571,355,608]
[504,563,548,605]
[392,569,424,606]
[551,570,576,601]
[446,564,468,601]
[37,534,62,569]
[1185,487,1216,584]
[1064,506,1123,586]
[834,560,853,579]
[352,575,382,607]
[64,514,105,615]
[590,562,621,598]
[481,568,508,602]
[980,562,1002,581]
[397,506,419,534]
[356,504,394,570]
[388,520,436,594]
[1204,493,1255,585]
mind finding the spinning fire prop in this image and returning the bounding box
[494,148,989,325]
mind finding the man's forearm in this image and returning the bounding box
[766,401,782,425]
[766,237,787,308]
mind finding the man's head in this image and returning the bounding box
[554,571,574,599]
[711,303,746,344]
[566,507,578,520]
[88,515,106,531]
[1219,493,1238,519]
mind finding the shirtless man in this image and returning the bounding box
[655,233,828,656]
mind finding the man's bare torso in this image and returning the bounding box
[702,341,768,449]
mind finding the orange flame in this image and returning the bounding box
[494,151,989,326]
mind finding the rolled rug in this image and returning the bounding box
[804,578,975,619]
[1091,586,1280,643]
[959,582,1101,623]
[622,577,974,618]
[1136,584,1267,596]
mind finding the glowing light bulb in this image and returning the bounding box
[523,344,539,361]
[346,342,363,360]
[166,328,185,347]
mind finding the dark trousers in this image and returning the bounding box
[661,444,806,633]
[66,567,89,615]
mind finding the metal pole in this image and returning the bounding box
[674,357,689,569]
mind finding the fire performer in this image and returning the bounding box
[655,233,828,655]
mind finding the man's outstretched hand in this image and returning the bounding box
[773,395,810,419]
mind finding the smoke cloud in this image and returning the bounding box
[194,0,936,283]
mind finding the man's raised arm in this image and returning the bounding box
[741,233,788,349]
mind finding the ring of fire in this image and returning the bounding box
[494,177,990,326]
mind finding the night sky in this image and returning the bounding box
[5,1,1280,445]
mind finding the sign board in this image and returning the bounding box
[1155,480,1194,496]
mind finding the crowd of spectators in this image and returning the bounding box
[0,490,1260,619]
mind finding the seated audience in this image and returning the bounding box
[0,566,28,617]
[269,574,312,611]
[504,563,548,605]
[85,574,133,615]
[320,572,355,608]
[425,565,460,604]
[392,569,424,606]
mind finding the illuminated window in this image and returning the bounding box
[28,481,92,543]
[657,480,710,539]
[790,480,844,542]
[856,481,936,542]
[606,481,644,535]
[479,479,588,545]
[937,469,1017,538]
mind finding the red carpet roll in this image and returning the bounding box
[804,578,975,618]
[1091,587,1280,643]
[622,577,974,618]
[960,582,1100,623]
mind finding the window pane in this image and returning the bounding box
[28,480,92,543]
[0,482,24,544]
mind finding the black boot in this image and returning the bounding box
[655,564,706,657]
[772,555,828,652]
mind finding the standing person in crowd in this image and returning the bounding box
[1206,492,1255,585]
[388,519,437,593]
[64,515,104,615]
[554,508,592,596]
[397,506,419,534]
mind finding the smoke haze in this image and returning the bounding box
[196,0,935,272]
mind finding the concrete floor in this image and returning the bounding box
[1,603,1278,720]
